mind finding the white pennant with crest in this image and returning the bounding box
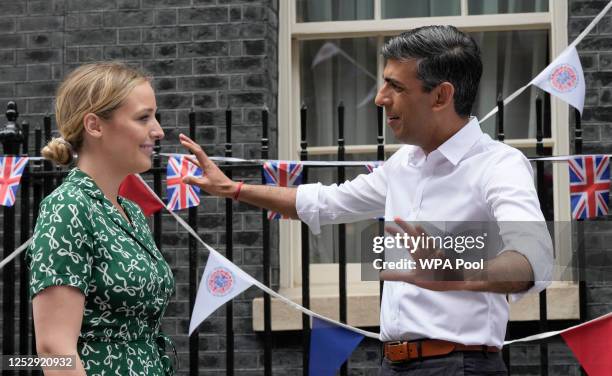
[530,46,586,114]
[189,249,255,335]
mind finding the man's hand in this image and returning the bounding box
[380,218,474,291]
[379,218,534,293]
[179,133,238,198]
[179,133,300,218]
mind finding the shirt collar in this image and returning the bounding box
[64,168,106,201]
[65,167,162,260]
[435,117,483,166]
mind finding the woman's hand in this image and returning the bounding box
[179,133,239,198]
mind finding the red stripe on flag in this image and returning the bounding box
[180,157,189,209]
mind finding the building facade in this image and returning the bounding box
[0,0,611,375]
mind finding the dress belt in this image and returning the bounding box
[384,339,500,363]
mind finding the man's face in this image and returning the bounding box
[375,59,437,147]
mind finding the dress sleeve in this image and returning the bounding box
[27,191,95,298]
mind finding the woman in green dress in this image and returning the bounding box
[27,62,175,375]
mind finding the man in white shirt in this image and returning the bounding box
[180,25,552,375]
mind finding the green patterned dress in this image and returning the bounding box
[27,168,176,376]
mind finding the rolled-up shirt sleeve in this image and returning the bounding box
[296,165,387,235]
[484,148,554,300]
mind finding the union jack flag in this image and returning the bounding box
[166,155,203,211]
[365,161,383,173]
[263,161,303,220]
[569,155,610,219]
[0,156,29,207]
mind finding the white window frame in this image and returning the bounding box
[264,0,575,328]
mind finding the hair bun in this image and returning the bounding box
[41,137,75,166]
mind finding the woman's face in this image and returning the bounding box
[100,81,164,174]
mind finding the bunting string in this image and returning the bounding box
[0,237,32,271]
[130,174,380,339]
[2,153,610,170]
[160,153,612,167]
[503,312,612,345]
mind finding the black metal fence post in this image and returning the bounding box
[574,108,587,376]
[187,110,200,376]
[31,128,43,364]
[42,116,52,196]
[574,109,587,324]
[153,113,162,250]
[18,120,30,376]
[1,102,23,369]
[536,96,549,376]
[496,96,511,373]
[337,102,348,376]
[225,107,235,376]
[261,108,273,376]
[300,104,310,376]
[497,95,505,143]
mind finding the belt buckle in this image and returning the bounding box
[385,341,410,363]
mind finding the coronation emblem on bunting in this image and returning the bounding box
[569,155,610,220]
[550,64,579,93]
[166,155,203,211]
[207,267,235,297]
[0,156,29,207]
[263,161,304,220]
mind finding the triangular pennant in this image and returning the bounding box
[531,46,585,114]
[189,249,254,335]
[561,315,612,375]
[263,161,303,220]
[309,317,364,376]
[119,174,164,216]
[568,155,610,219]
[0,156,29,207]
[167,155,203,211]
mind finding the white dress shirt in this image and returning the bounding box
[296,117,553,347]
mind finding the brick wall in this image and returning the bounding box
[0,0,289,374]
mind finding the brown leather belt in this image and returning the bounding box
[384,339,501,363]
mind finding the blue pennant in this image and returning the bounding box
[309,317,364,376]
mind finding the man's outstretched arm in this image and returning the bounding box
[179,133,300,219]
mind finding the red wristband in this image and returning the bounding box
[233,181,244,200]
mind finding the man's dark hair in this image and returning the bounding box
[382,25,482,117]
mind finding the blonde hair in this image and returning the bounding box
[42,62,149,165]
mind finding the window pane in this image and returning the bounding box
[297,0,374,22]
[382,0,460,19]
[305,154,380,264]
[300,38,378,146]
[471,30,549,139]
[468,0,548,15]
